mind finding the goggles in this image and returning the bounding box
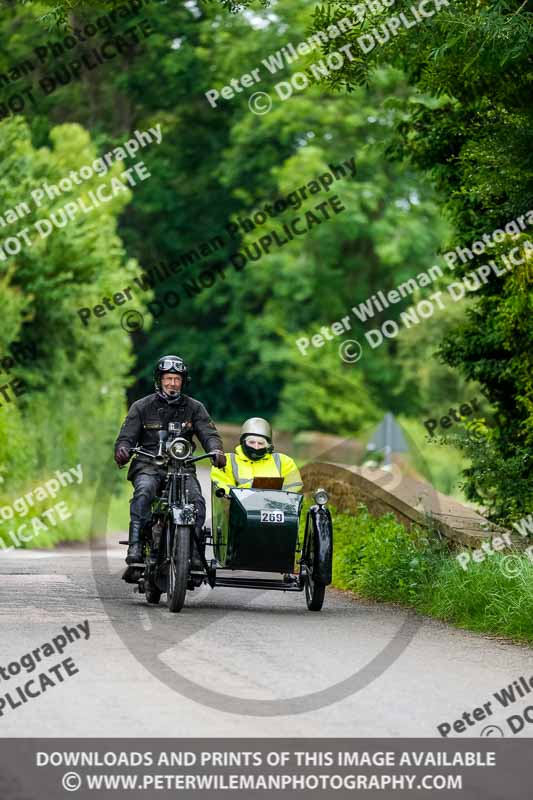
[159,358,185,372]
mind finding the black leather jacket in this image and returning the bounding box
[114,392,223,479]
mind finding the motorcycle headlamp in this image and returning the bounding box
[167,437,192,460]
[314,488,329,506]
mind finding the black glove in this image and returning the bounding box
[115,446,131,467]
[211,451,227,469]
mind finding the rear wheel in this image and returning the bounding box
[167,524,190,613]
[303,523,325,612]
[145,534,162,605]
[145,584,161,605]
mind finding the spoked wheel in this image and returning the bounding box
[167,524,191,613]
[305,570,326,612]
[144,555,161,605]
[303,524,326,612]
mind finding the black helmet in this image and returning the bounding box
[154,355,190,392]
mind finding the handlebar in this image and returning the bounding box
[190,452,219,464]
[128,446,218,465]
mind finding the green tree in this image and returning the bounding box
[304,0,533,520]
[0,116,149,545]
[4,0,449,425]
[2,0,477,506]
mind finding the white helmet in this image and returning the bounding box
[240,417,272,442]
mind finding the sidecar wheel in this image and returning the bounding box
[305,572,325,611]
[168,525,190,613]
[302,509,330,612]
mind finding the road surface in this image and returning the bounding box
[0,469,531,738]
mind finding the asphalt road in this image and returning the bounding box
[1,469,532,738]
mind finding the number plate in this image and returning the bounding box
[260,510,285,523]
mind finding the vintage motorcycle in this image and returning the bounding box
[121,423,333,613]
[121,423,218,612]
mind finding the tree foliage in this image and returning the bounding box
[305,0,533,520]
[2,0,529,524]
[0,115,149,543]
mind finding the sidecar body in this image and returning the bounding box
[209,485,333,610]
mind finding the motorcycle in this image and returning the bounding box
[121,424,334,614]
[121,422,218,613]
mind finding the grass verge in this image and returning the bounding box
[328,502,533,643]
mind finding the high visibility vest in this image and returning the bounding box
[229,451,282,487]
[211,446,303,493]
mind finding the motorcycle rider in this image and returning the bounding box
[211,417,302,495]
[114,355,226,565]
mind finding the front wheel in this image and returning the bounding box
[167,524,191,613]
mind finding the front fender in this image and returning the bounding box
[306,504,333,584]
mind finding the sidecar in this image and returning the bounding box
[209,484,333,611]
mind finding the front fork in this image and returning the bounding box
[149,473,212,581]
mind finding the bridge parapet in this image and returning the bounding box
[301,461,513,548]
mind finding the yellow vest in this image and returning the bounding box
[211,445,303,493]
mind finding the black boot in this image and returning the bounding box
[126,521,144,565]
